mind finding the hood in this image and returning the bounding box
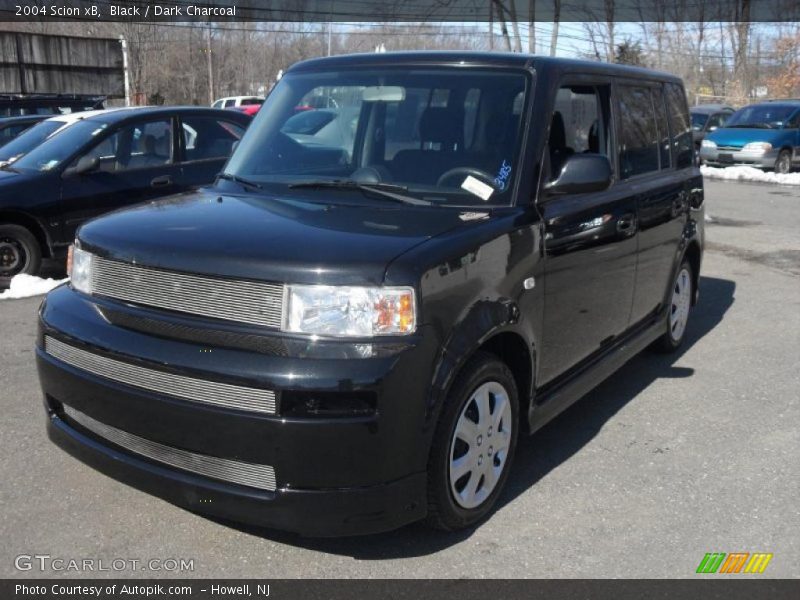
[77,190,485,286]
[706,127,789,148]
[0,168,41,204]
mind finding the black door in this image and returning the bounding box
[58,117,180,243]
[177,115,247,189]
[538,82,638,385]
[626,83,690,325]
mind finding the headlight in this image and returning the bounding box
[284,285,416,337]
[743,142,772,152]
[701,140,717,148]
[69,246,93,294]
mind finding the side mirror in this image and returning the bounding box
[708,125,718,132]
[543,154,612,196]
[64,155,100,177]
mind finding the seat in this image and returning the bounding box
[548,111,574,176]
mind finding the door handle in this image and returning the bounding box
[616,214,636,234]
[150,175,172,188]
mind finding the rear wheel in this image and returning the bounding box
[654,260,693,353]
[0,224,41,282]
[425,352,519,530]
[775,150,792,174]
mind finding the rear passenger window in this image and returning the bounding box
[665,83,693,168]
[182,117,244,162]
[652,86,671,169]
[618,85,659,178]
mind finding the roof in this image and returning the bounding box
[691,104,735,114]
[43,106,252,126]
[0,114,49,125]
[287,51,682,82]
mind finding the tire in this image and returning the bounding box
[425,351,519,531]
[0,224,42,280]
[775,149,792,174]
[654,260,693,353]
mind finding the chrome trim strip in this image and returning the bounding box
[62,404,277,491]
[45,336,276,415]
[91,255,284,328]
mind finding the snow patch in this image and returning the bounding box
[701,164,800,185]
[0,274,67,300]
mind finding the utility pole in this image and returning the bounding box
[206,22,214,105]
[119,35,131,107]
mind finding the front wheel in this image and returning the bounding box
[654,261,693,353]
[425,352,519,530]
[775,149,792,174]
[0,224,42,281]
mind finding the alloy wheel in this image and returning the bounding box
[449,381,513,509]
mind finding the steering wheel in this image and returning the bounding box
[436,167,496,188]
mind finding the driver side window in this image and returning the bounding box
[70,119,173,173]
[549,85,610,180]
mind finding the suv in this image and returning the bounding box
[699,100,800,173]
[211,95,264,109]
[37,53,704,536]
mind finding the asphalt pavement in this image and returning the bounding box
[1,180,798,578]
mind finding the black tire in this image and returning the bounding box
[0,224,41,280]
[775,149,792,174]
[425,351,519,531]
[654,260,693,353]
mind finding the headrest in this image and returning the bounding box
[419,106,464,148]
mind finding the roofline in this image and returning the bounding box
[286,51,683,82]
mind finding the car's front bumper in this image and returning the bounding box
[699,146,778,169]
[36,285,438,536]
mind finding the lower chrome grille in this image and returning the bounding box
[44,336,276,415]
[90,255,284,328]
[62,405,277,491]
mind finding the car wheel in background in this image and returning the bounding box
[775,150,792,174]
[425,351,519,531]
[0,224,41,282]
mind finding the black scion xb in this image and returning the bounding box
[37,53,704,536]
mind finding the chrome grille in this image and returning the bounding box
[91,255,284,328]
[62,404,277,491]
[716,145,742,152]
[45,336,276,415]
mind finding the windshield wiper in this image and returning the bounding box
[218,172,263,190]
[289,179,432,206]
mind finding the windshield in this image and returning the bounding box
[225,67,529,206]
[690,112,708,130]
[11,120,108,172]
[725,104,797,129]
[0,120,65,163]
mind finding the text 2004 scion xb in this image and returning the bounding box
[37,53,704,536]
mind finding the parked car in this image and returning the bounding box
[211,95,264,109]
[690,103,734,149]
[37,53,703,536]
[699,100,800,173]
[0,93,105,117]
[0,115,48,148]
[0,110,124,168]
[231,104,261,117]
[0,107,250,281]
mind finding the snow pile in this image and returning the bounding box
[0,274,67,300]
[701,165,800,185]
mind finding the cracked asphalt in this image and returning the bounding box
[1,180,798,578]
